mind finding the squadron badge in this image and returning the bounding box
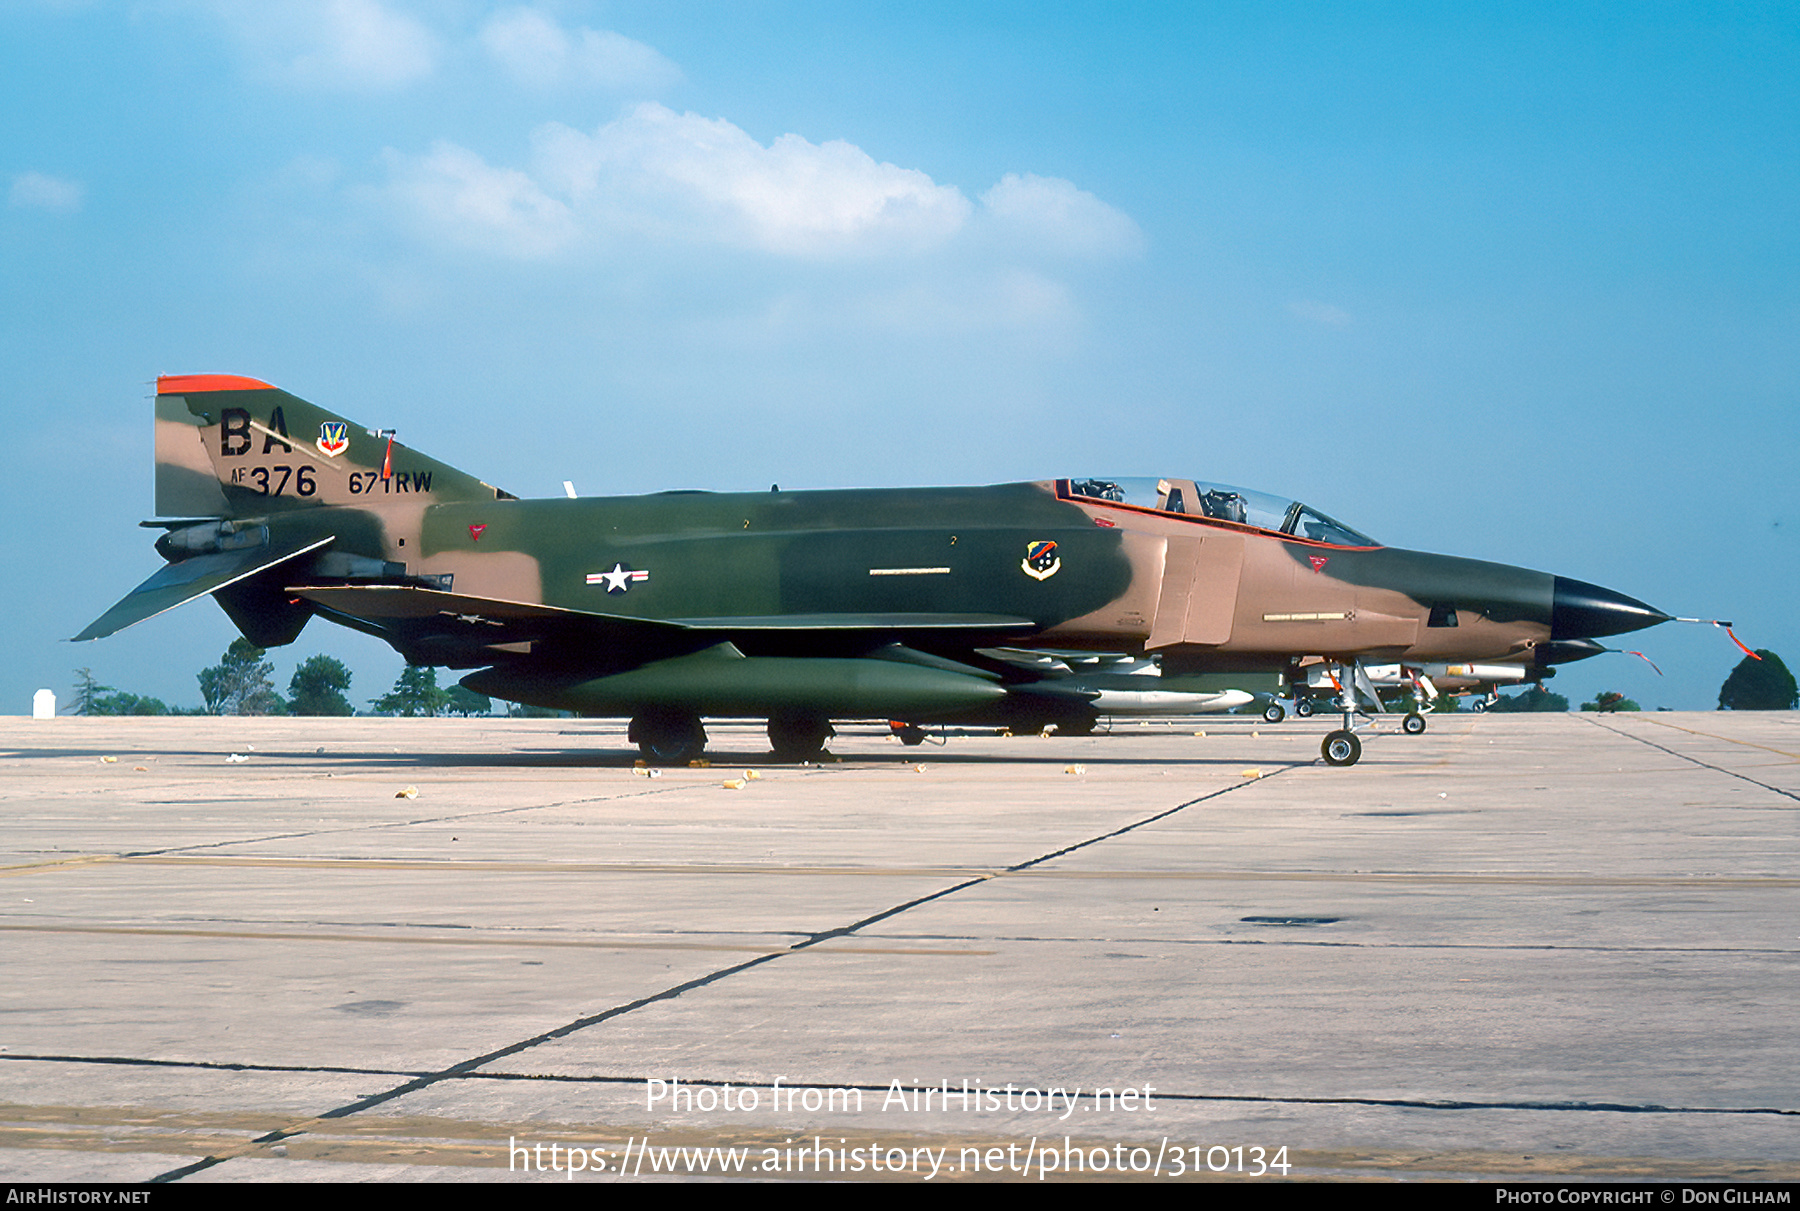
[316,421,349,458]
[1021,540,1061,581]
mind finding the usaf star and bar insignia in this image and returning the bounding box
[587,564,651,593]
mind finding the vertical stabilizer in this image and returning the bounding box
[153,374,511,518]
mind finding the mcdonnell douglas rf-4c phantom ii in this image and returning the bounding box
[78,375,1677,767]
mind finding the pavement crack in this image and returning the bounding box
[1583,716,1800,803]
[145,764,1298,1181]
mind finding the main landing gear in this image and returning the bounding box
[630,711,707,765]
[769,714,835,762]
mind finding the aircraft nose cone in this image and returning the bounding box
[1551,576,1670,640]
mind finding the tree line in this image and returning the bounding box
[70,639,520,717]
[68,645,1798,717]
[1455,648,1795,713]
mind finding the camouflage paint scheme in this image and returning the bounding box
[79,376,1669,761]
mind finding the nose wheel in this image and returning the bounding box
[1321,730,1362,766]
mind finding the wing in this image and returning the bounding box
[289,584,1038,668]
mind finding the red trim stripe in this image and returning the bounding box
[156,374,276,394]
[1055,480,1383,551]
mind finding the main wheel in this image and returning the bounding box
[1294,697,1315,717]
[1262,702,1287,724]
[1321,730,1362,766]
[631,712,707,765]
[768,715,834,761]
[1402,712,1427,735]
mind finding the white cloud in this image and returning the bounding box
[979,173,1143,258]
[534,105,973,256]
[204,0,439,92]
[1288,299,1353,328]
[381,104,974,259]
[479,8,681,93]
[380,141,574,258]
[9,171,84,212]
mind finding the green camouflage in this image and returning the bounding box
[79,376,1670,762]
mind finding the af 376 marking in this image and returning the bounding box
[227,464,318,497]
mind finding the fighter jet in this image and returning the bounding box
[78,376,1671,766]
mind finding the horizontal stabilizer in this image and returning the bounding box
[73,537,334,642]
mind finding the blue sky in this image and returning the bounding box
[4,1,1795,714]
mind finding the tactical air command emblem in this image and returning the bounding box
[316,421,349,458]
[1021,540,1061,581]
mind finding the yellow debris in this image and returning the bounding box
[1192,730,1206,737]
[744,770,762,780]
[395,785,418,799]
[100,756,117,764]
[688,758,712,768]
[1064,764,1086,775]
[1240,768,1262,779]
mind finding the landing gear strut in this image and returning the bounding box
[1320,660,1368,766]
[630,711,706,765]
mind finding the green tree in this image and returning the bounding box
[1718,650,1798,711]
[1490,687,1570,712]
[288,656,355,716]
[70,668,115,715]
[372,665,452,717]
[505,700,571,718]
[444,684,492,717]
[90,692,170,716]
[1581,691,1640,713]
[198,639,285,716]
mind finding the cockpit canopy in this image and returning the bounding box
[1066,477,1379,548]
